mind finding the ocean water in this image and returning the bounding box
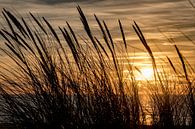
[0,0,195,69]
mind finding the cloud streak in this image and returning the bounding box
[29,0,97,5]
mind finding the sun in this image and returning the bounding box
[136,68,154,80]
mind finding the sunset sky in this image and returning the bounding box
[1,1,195,129]
[0,0,195,73]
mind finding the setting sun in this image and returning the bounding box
[136,68,154,80]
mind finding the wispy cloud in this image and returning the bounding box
[33,0,86,5]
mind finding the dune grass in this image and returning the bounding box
[0,6,194,129]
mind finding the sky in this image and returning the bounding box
[0,0,195,68]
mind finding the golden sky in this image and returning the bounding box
[0,0,195,74]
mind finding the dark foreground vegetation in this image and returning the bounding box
[0,6,194,129]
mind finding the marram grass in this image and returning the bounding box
[0,6,194,129]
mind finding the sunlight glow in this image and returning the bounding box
[136,68,154,80]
